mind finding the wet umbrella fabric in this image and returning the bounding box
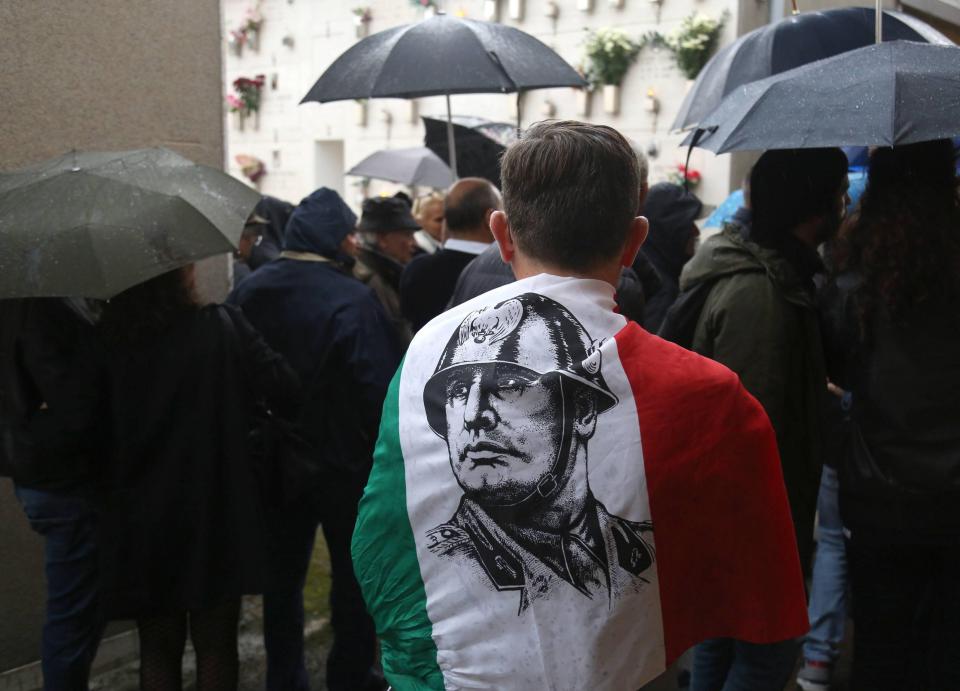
[423,116,516,189]
[686,41,960,154]
[347,147,455,189]
[0,148,259,299]
[301,15,585,102]
[672,7,952,132]
[300,14,585,174]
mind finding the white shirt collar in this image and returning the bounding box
[443,238,491,256]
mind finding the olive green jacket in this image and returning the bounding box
[679,227,825,573]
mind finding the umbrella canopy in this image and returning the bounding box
[347,146,455,189]
[0,148,259,299]
[672,7,952,132]
[686,41,960,154]
[301,14,585,102]
[423,116,517,188]
[301,14,584,175]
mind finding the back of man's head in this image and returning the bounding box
[750,148,847,246]
[444,178,501,238]
[500,121,640,271]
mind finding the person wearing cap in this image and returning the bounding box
[228,187,400,691]
[351,122,808,690]
[638,182,704,333]
[355,197,420,345]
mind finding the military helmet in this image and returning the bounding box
[423,293,618,437]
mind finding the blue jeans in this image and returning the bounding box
[14,485,104,691]
[803,465,847,664]
[690,638,800,691]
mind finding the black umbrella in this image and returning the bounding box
[686,41,960,153]
[672,7,952,132]
[301,14,585,176]
[0,148,259,299]
[423,116,517,189]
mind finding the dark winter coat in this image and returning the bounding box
[95,305,298,618]
[400,248,479,332]
[355,246,413,346]
[1,298,101,489]
[446,243,649,323]
[637,183,703,333]
[680,227,826,573]
[229,206,403,478]
[821,274,960,543]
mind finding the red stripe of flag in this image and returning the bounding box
[615,323,808,663]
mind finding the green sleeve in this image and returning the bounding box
[351,365,444,691]
[693,274,790,437]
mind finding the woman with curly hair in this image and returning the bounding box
[95,265,298,691]
[823,139,960,690]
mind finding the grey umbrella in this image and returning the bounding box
[671,7,952,132]
[347,146,455,189]
[301,13,586,176]
[685,41,960,154]
[0,148,259,299]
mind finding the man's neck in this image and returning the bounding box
[448,228,492,244]
[511,253,621,289]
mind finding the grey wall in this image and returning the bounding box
[0,0,226,672]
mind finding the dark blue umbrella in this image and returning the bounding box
[672,7,952,132]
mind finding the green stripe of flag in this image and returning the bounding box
[352,363,444,690]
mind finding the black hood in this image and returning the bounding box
[283,188,357,259]
[640,183,703,281]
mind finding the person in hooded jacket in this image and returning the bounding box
[228,188,401,691]
[637,183,703,333]
[678,148,850,691]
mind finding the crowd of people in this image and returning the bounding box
[1,120,958,691]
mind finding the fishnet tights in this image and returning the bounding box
[137,599,241,691]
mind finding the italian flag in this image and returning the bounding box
[353,274,807,690]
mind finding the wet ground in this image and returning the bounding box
[90,536,333,691]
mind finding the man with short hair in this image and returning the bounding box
[351,121,808,690]
[400,178,501,331]
[445,148,652,322]
[355,197,420,345]
[672,148,850,691]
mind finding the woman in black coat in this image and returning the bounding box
[823,140,960,691]
[95,265,298,691]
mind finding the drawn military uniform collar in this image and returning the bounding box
[428,495,654,614]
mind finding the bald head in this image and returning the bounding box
[444,177,502,242]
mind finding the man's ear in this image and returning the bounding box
[490,210,515,264]
[620,216,649,268]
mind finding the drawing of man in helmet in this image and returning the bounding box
[423,292,655,613]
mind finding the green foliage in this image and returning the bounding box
[583,28,642,86]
